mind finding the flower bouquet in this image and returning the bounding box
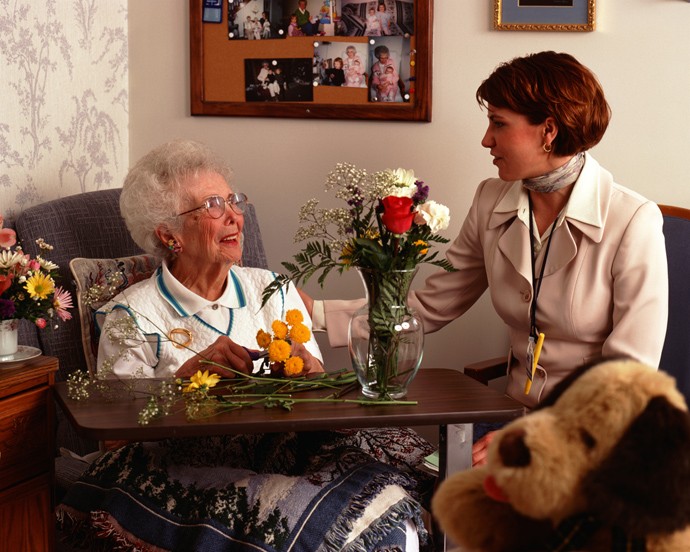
[0,216,73,354]
[255,309,312,377]
[263,163,456,399]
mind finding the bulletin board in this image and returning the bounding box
[190,0,433,121]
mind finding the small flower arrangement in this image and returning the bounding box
[262,163,456,304]
[256,309,312,377]
[0,216,73,327]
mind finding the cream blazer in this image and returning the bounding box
[324,155,668,408]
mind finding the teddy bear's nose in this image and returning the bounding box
[498,428,531,467]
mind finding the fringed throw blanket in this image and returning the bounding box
[57,429,435,552]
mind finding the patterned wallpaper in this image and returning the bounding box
[0,0,128,221]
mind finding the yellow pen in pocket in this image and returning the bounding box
[524,332,545,395]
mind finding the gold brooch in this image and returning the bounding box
[168,328,193,349]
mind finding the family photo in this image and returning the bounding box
[313,42,368,87]
[229,0,338,39]
[312,36,411,102]
[227,0,415,40]
[367,36,411,102]
[336,0,415,37]
[245,58,314,101]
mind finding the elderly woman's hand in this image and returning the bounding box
[175,336,253,379]
[290,341,324,374]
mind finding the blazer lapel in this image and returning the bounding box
[497,217,533,284]
[543,223,578,277]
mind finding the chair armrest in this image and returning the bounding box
[463,357,509,385]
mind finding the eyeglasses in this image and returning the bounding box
[177,193,248,219]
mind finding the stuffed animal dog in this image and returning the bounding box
[432,360,690,551]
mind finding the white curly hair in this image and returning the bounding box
[120,140,234,259]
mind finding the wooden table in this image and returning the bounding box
[54,367,524,550]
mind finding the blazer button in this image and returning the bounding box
[522,291,532,302]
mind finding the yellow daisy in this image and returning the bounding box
[413,240,429,255]
[183,370,221,393]
[339,240,356,266]
[24,272,55,300]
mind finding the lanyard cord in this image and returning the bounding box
[528,193,556,340]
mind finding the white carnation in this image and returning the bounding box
[414,201,450,232]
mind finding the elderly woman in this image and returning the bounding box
[95,139,322,379]
[308,51,668,464]
[57,140,433,552]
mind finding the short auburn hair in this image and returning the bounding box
[476,51,611,156]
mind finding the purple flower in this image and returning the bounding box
[412,180,429,204]
[0,298,16,319]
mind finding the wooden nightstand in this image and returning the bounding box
[0,355,58,552]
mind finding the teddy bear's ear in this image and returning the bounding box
[534,357,627,411]
[585,395,690,536]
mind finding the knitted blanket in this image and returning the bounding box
[57,430,434,551]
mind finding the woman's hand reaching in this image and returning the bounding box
[472,430,497,467]
[175,336,252,379]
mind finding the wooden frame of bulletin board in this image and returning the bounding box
[190,0,433,121]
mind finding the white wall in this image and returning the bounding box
[128,1,690,374]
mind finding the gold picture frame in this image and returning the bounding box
[494,0,595,32]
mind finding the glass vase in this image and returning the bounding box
[348,268,424,399]
[0,319,19,357]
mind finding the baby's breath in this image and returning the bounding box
[67,370,92,400]
[138,396,161,425]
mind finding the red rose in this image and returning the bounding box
[35,318,47,329]
[381,196,414,234]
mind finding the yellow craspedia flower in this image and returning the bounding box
[289,323,311,344]
[256,329,272,349]
[413,240,429,255]
[183,370,221,393]
[272,320,289,340]
[285,309,304,325]
[268,339,291,363]
[24,272,55,300]
[284,356,304,377]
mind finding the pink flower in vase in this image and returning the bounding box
[53,286,74,321]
